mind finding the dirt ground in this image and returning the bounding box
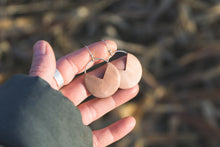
[0,0,220,147]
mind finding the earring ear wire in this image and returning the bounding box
[84,45,109,74]
[107,50,128,61]
[85,45,95,61]
[102,40,114,57]
[84,58,108,74]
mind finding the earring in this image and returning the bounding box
[102,40,142,89]
[84,46,120,98]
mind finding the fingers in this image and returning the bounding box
[61,56,127,105]
[29,40,56,88]
[92,117,136,147]
[78,85,139,125]
[56,40,117,87]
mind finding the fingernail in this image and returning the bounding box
[34,41,46,56]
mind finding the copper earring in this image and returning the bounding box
[112,50,142,89]
[102,40,142,89]
[84,46,120,98]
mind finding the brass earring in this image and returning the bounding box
[84,46,120,98]
[102,40,142,89]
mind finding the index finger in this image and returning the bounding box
[55,40,117,88]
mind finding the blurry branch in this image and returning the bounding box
[133,86,167,134]
[65,0,119,33]
[150,104,185,114]
[195,3,220,24]
[188,0,209,10]
[145,133,198,146]
[172,88,220,101]
[177,1,197,34]
[171,66,220,87]
[146,0,173,25]
[0,0,119,39]
[179,48,220,66]
[0,17,36,39]
[117,7,149,20]
[201,100,218,128]
[208,4,220,17]
[180,115,220,141]
[142,68,159,89]
[0,1,75,15]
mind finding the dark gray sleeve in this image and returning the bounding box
[0,75,93,147]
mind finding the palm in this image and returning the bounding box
[29,40,139,147]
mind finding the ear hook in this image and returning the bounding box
[107,50,128,61]
[102,40,114,57]
[85,45,95,61]
[84,45,108,74]
[84,58,108,74]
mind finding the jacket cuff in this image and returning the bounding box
[0,75,92,147]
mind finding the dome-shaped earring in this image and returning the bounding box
[102,40,142,89]
[84,46,120,98]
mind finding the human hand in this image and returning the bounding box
[29,40,139,147]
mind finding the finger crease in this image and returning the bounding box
[86,103,98,123]
[106,128,115,143]
[65,57,79,75]
[109,96,117,108]
[92,134,99,147]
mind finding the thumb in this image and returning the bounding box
[29,40,56,87]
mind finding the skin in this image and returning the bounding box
[29,40,139,147]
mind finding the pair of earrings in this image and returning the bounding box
[84,40,142,98]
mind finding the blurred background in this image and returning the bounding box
[0,0,220,146]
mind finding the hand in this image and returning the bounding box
[29,40,139,147]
